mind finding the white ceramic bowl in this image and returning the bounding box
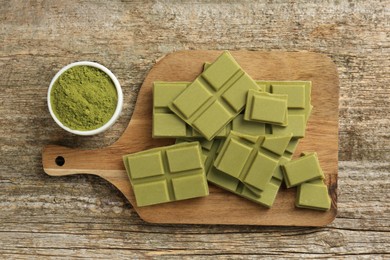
[47,61,123,136]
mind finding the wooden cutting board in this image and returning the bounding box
[42,50,339,226]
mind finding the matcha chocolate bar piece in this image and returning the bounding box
[214,131,292,192]
[205,137,283,208]
[244,90,288,126]
[296,179,331,211]
[123,142,208,207]
[169,51,261,140]
[242,80,312,139]
[281,152,325,188]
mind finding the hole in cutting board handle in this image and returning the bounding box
[55,156,65,166]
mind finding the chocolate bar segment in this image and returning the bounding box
[214,131,292,192]
[244,90,288,126]
[169,51,260,140]
[123,142,208,207]
[296,179,331,211]
[281,152,325,188]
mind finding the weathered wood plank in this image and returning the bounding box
[0,0,389,258]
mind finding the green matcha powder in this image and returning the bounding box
[50,65,118,131]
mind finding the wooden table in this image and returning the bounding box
[1,1,389,258]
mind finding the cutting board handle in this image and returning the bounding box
[42,144,122,177]
[42,144,137,205]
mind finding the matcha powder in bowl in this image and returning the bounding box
[48,61,123,135]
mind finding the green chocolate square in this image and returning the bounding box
[123,142,209,207]
[251,96,287,124]
[244,90,288,126]
[132,180,170,207]
[272,84,306,108]
[166,144,203,173]
[202,51,241,90]
[154,83,187,107]
[153,113,187,137]
[272,114,306,138]
[127,151,165,179]
[214,138,252,178]
[172,174,208,200]
[282,152,325,188]
[172,79,213,119]
[296,182,331,211]
[192,101,232,139]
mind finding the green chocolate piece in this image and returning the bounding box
[244,90,288,126]
[123,142,208,207]
[214,131,292,192]
[296,181,331,211]
[169,51,260,140]
[281,152,325,188]
[206,137,283,208]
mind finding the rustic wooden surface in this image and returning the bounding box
[1,0,389,258]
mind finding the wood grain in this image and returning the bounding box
[1,0,389,258]
[42,50,338,226]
